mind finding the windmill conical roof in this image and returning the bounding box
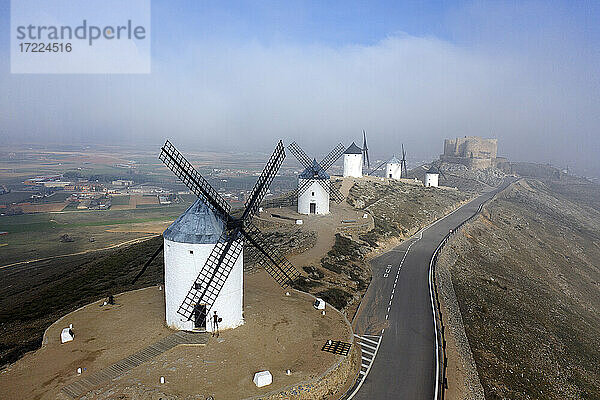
[163,198,226,244]
[299,159,330,180]
[426,165,440,174]
[344,142,363,154]
[388,156,401,164]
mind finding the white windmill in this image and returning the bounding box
[385,144,409,180]
[386,156,402,179]
[132,140,300,332]
[343,142,363,178]
[288,142,346,215]
[424,163,446,187]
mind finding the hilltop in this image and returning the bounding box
[0,176,473,369]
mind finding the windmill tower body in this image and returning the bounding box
[424,167,440,187]
[343,142,363,178]
[163,199,243,332]
[386,156,402,180]
[297,160,330,215]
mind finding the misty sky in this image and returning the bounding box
[0,1,599,173]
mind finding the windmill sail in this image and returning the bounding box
[362,130,370,169]
[133,140,299,323]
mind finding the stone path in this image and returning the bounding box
[61,330,208,399]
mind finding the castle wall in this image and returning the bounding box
[443,136,497,159]
[441,136,498,170]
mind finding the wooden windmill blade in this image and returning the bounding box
[241,221,300,287]
[401,144,408,178]
[362,130,370,169]
[291,178,314,198]
[319,142,345,171]
[173,140,295,320]
[133,140,237,285]
[177,231,244,320]
[288,141,313,168]
[242,140,286,220]
[159,140,231,217]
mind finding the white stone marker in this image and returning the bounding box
[253,371,273,387]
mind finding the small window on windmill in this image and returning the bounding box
[312,192,315,196]
[189,250,194,255]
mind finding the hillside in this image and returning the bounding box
[438,178,600,399]
[0,178,473,369]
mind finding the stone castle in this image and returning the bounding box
[440,136,501,169]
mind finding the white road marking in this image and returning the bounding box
[357,336,379,346]
[348,334,384,399]
[359,342,378,351]
[348,197,482,400]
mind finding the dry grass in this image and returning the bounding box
[442,179,600,399]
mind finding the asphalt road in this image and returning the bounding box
[349,180,514,400]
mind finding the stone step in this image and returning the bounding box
[60,331,208,399]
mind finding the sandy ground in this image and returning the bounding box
[259,177,374,269]
[0,270,352,400]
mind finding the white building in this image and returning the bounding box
[424,166,440,187]
[297,159,330,215]
[343,142,363,178]
[386,156,402,180]
[163,199,243,332]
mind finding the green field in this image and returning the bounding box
[0,204,191,266]
[110,195,130,205]
[0,192,34,205]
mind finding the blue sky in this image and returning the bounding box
[0,1,599,174]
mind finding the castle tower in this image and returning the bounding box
[163,199,243,332]
[343,142,363,178]
[424,166,439,187]
[385,156,402,180]
[298,159,330,215]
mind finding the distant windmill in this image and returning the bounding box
[343,142,364,178]
[424,161,447,188]
[288,142,345,215]
[400,144,408,178]
[362,130,370,169]
[133,140,299,332]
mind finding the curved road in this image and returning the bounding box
[348,180,514,399]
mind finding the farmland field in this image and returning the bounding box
[0,204,191,266]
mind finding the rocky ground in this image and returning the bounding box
[439,178,600,399]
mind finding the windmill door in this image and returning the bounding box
[309,203,316,214]
[193,304,207,330]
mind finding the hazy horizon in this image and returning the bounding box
[1,1,599,175]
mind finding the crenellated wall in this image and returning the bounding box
[441,136,499,169]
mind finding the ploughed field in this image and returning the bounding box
[440,178,600,399]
